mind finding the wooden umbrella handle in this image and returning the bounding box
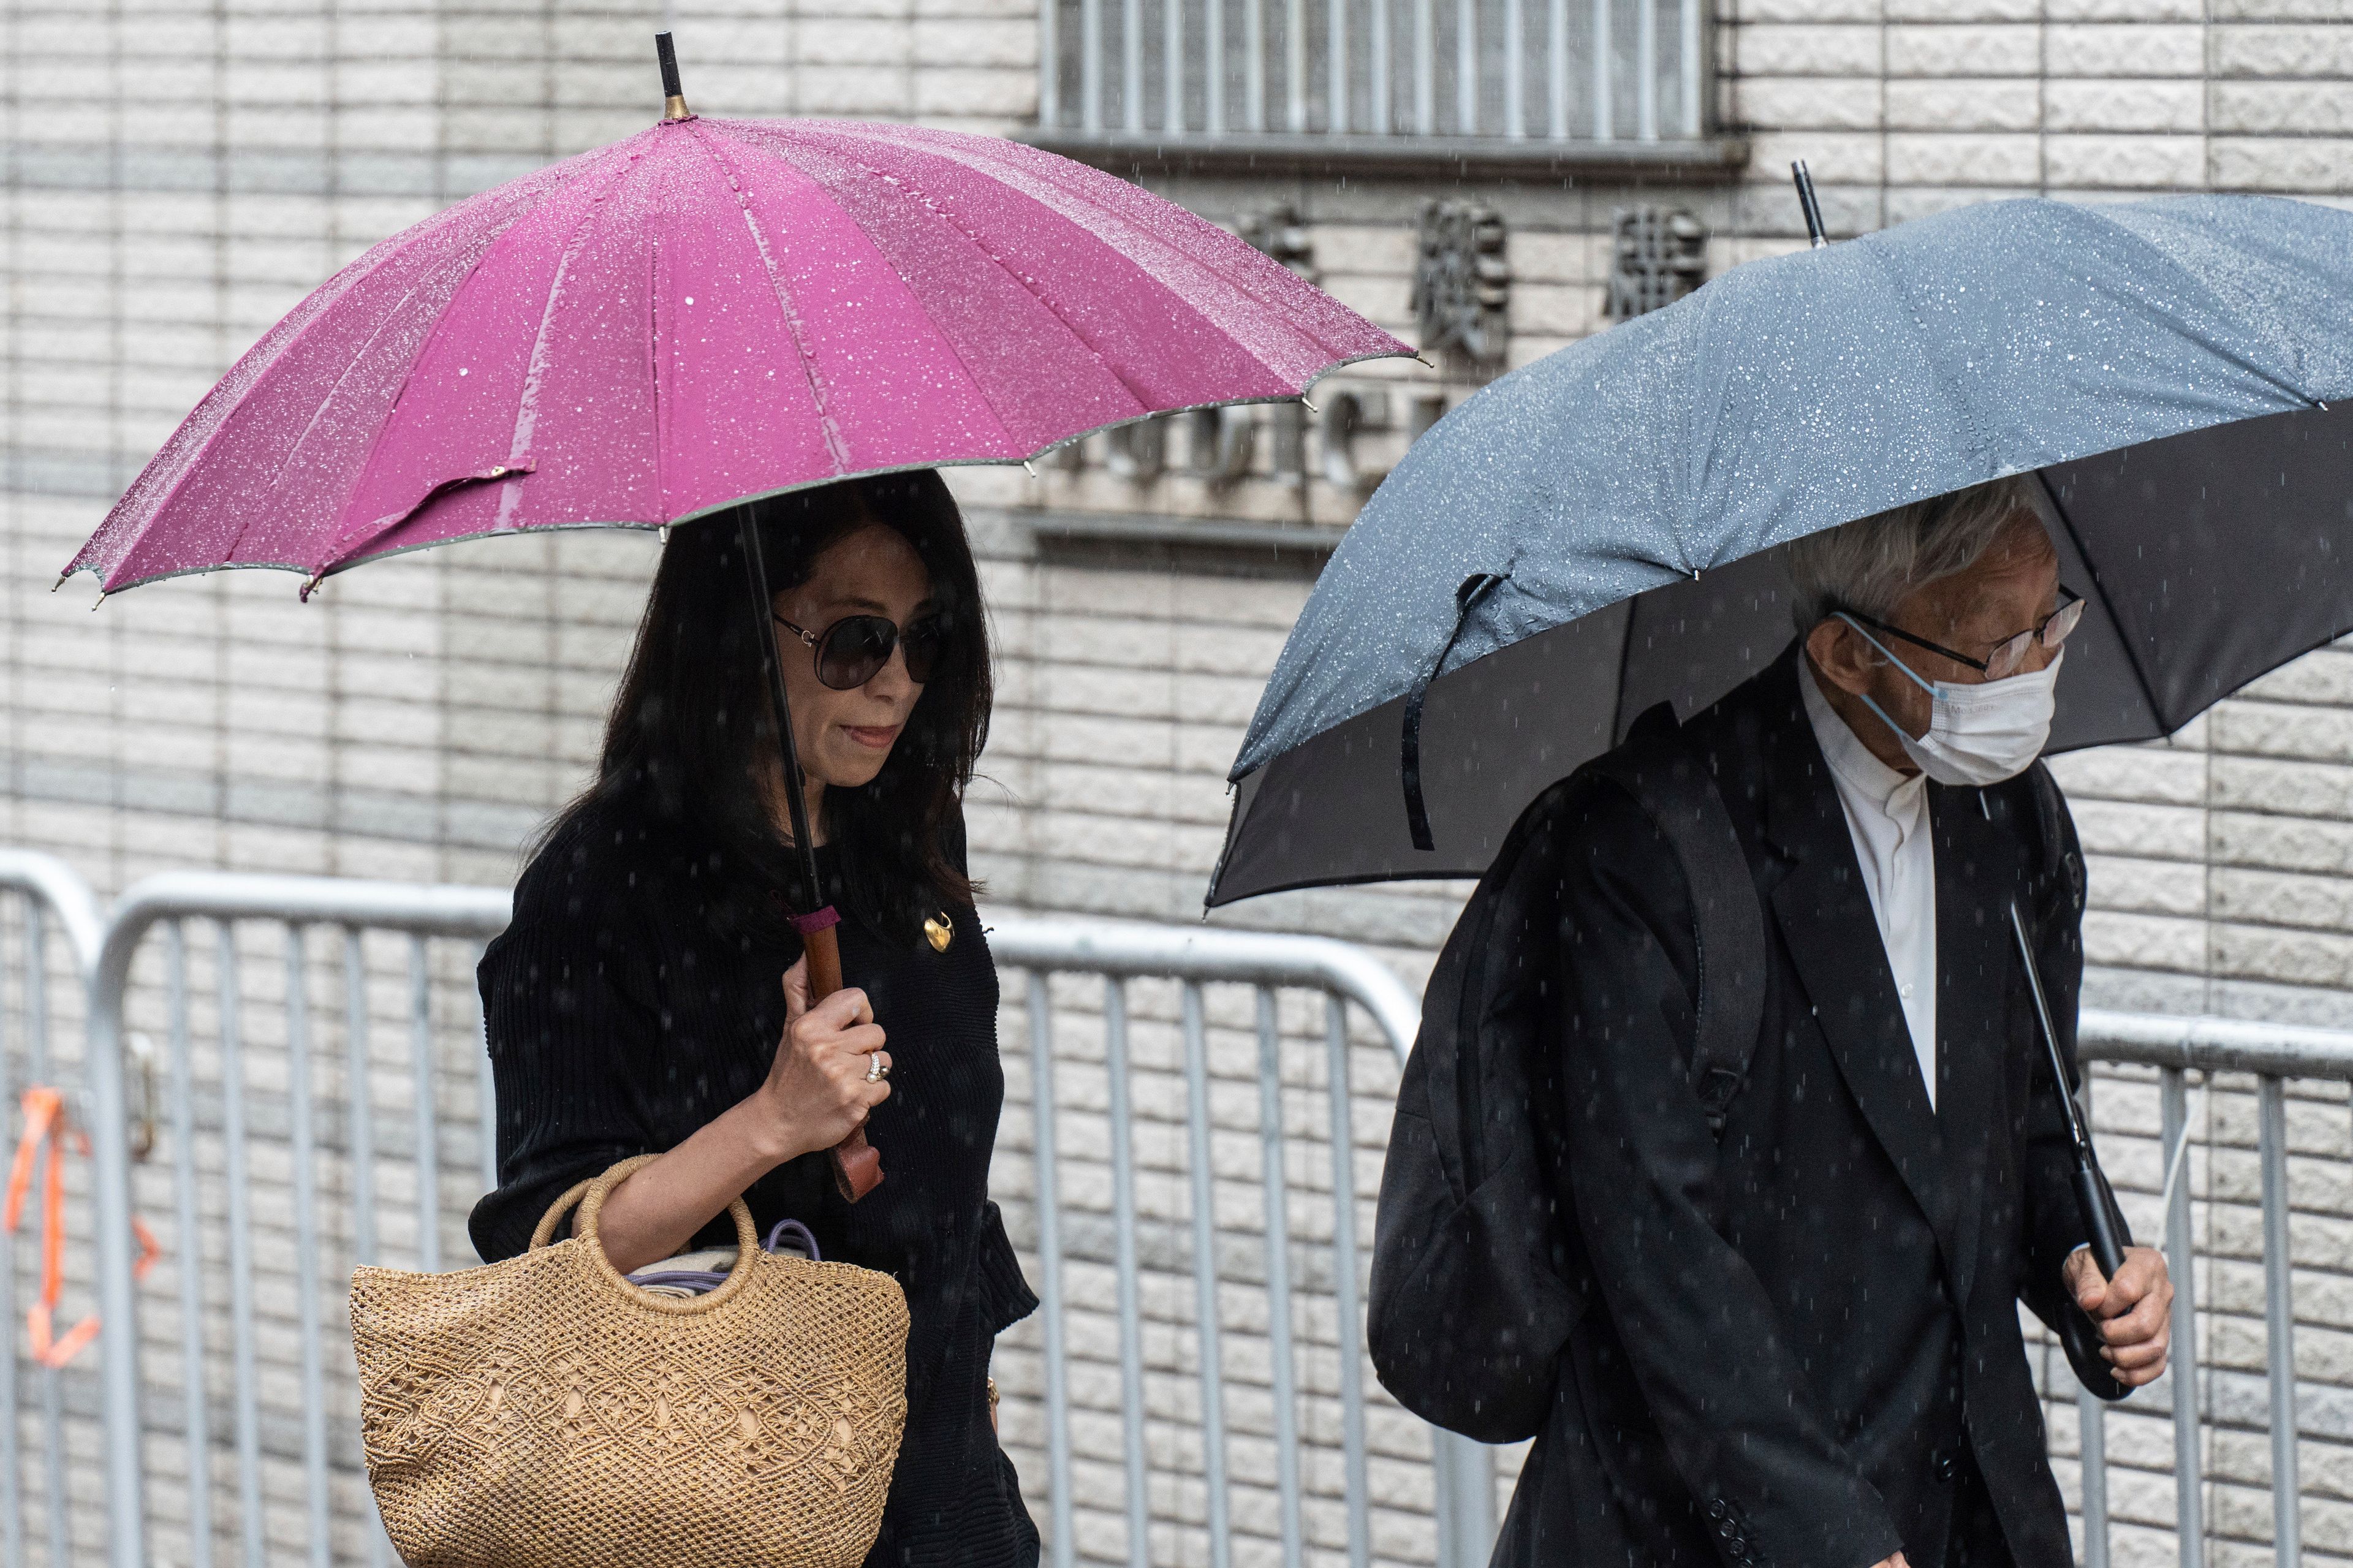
[801,921,883,1202]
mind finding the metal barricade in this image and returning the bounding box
[0,851,105,1568]
[9,857,2347,1568]
[39,871,1488,1568]
[81,873,512,1568]
[985,917,1491,1568]
[2064,1010,2353,1568]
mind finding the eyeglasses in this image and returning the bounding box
[772,610,949,691]
[1847,586,2085,681]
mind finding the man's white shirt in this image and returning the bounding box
[1799,659,1940,1109]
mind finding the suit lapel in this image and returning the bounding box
[1752,656,1963,1276]
[1929,783,2028,1312]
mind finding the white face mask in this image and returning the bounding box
[1836,613,2063,787]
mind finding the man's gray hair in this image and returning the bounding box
[1782,475,2039,634]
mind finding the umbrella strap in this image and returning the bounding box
[1403,572,1507,852]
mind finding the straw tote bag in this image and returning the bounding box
[350,1155,909,1568]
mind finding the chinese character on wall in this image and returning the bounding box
[1411,201,1510,367]
[1607,206,1708,320]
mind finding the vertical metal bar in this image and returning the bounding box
[83,920,151,1568]
[1207,0,1226,133]
[282,928,332,1568]
[166,923,216,1568]
[1504,0,1525,136]
[1256,990,1303,1568]
[2076,1073,2109,1568]
[344,929,376,1267]
[1123,0,1143,131]
[28,912,70,1568]
[1165,0,1185,133]
[1455,0,1477,134]
[0,900,25,1568]
[2259,1076,2300,1568]
[1327,0,1347,131]
[1370,0,1390,133]
[1433,1430,1496,1568]
[472,942,496,1197]
[217,922,265,1568]
[1104,981,1150,1568]
[1286,0,1307,131]
[1082,0,1104,132]
[1041,0,1062,126]
[1590,0,1611,138]
[1546,0,1567,135]
[409,935,439,1274]
[1413,0,1435,132]
[1244,0,1265,131]
[1635,0,1656,139]
[1026,973,1075,1568]
[1181,982,1232,1568]
[1678,0,1700,135]
[343,928,390,1568]
[1324,998,1370,1568]
[2161,1068,2203,1568]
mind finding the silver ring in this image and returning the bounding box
[865,1053,885,1083]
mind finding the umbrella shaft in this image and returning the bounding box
[737,510,828,915]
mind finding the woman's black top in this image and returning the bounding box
[469,798,1039,1568]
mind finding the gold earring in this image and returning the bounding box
[923,911,953,953]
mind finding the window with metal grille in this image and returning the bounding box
[1039,0,1711,145]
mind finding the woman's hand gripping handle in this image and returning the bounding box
[779,933,887,1199]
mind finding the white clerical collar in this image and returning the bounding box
[1800,655,1927,822]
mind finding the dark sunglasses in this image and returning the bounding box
[1847,586,2084,681]
[773,610,949,691]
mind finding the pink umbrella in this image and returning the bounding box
[65,36,1406,1202]
[66,56,1405,596]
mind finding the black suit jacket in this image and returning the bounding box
[1493,646,2092,1568]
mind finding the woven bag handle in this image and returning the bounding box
[525,1155,767,1316]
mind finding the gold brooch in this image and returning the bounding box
[923,912,953,953]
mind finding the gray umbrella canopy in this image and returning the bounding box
[1210,195,2353,907]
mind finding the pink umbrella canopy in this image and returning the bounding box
[67,112,1408,594]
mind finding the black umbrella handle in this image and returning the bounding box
[2007,900,2129,1278]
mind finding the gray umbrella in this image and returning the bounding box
[1208,194,2353,907]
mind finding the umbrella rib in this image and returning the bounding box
[2031,469,2172,735]
[2072,202,2330,406]
[689,124,854,474]
[778,132,1161,422]
[223,167,615,577]
[871,124,1381,363]
[307,152,642,576]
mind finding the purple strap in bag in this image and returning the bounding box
[626,1219,820,1295]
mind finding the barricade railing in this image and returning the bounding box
[0,851,104,1568]
[6,866,1493,1568]
[2,857,2344,1568]
[2066,1010,2353,1568]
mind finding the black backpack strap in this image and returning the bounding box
[1586,703,1768,1138]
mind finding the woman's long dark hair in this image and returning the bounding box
[555,471,990,937]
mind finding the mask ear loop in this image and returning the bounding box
[1833,612,1938,744]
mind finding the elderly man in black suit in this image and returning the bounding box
[1495,478,2173,1568]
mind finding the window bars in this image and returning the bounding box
[1041,0,1710,143]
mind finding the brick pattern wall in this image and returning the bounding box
[2,0,2351,1564]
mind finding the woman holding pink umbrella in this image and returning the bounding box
[466,471,1040,1563]
[61,36,1406,1564]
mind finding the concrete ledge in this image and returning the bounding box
[1018,128,1752,183]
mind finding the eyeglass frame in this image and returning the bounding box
[771,609,948,691]
[1841,585,2085,681]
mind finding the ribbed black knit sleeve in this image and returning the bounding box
[467,895,666,1263]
